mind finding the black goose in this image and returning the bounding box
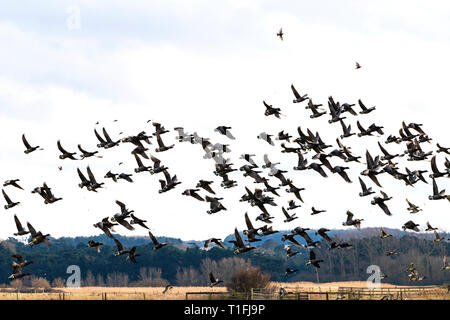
[358,99,375,114]
[3,179,23,190]
[257,132,274,146]
[327,97,345,123]
[360,150,383,187]
[281,233,303,247]
[307,162,328,178]
[308,101,326,118]
[12,255,33,268]
[2,189,19,209]
[8,263,30,280]
[277,28,283,40]
[158,170,181,193]
[425,221,438,231]
[77,168,92,188]
[311,207,326,215]
[282,207,297,222]
[285,268,298,276]
[40,182,62,204]
[306,250,323,268]
[402,220,420,232]
[285,245,299,258]
[231,228,255,254]
[356,121,373,137]
[379,228,392,239]
[155,133,174,152]
[386,251,399,257]
[221,174,238,189]
[214,126,235,139]
[149,154,167,174]
[152,122,169,136]
[358,177,375,197]
[432,230,446,242]
[111,200,135,230]
[78,145,100,159]
[133,153,152,173]
[333,166,352,183]
[86,240,103,253]
[182,189,205,201]
[93,217,117,238]
[285,183,305,202]
[429,178,450,201]
[130,214,150,230]
[27,222,52,247]
[430,156,447,178]
[57,140,77,160]
[293,227,319,247]
[86,166,104,191]
[104,170,118,182]
[263,179,280,197]
[204,238,225,249]
[126,247,140,263]
[277,130,292,142]
[209,273,223,287]
[291,84,308,103]
[148,230,167,250]
[263,101,282,118]
[293,152,308,171]
[196,180,215,194]
[13,215,29,236]
[113,238,130,256]
[339,119,354,138]
[259,225,278,236]
[117,173,133,183]
[436,143,450,155]
[205,196,227,214]
[378,142,400,161]
[355,62,361,69]
[406,199,422,213]
[371,191,393,216]
[287,200,301,210]
[22,134,42,154]
[101,128,120,149]
[243,212,261,242]
[342,211,363,230]
[315,228,332,242]
[241,154,258,167]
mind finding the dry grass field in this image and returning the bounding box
[0,281,448,300]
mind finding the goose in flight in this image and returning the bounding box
[93,217,117,238]
[429,178,450,201]
[148,230,167,250]
[206,196,226,214]
[78,145,100,159]
[355,62,361,69]
[231,228,255,254]
[358,177,375,197]
[284,245,299,259]
[158,170,181,193]
[22,134,43,154]
[204,238,225,249]
[306,250,323,268]
[214,126,235,140]
[133,154,152,173]
[57,140,77,160]
[311,207,326,215]
[282,207,297,223]
[3,179,23,190]
[263,101,282,118]
[155,133,175,152]
[358,99,375,114]
[2,189,19,210]
[87,240,103,253]
[379,228,392,239]
[277,28,283,40]
[113,238,130,256]
[342,211,363,230]
[209,273,223,287]
[130,214,150,230]
[406,199,422,214]
[371,191,393,216]
[126,246,140,263]
[13,215,29,236]
[291,84,308,103]
[425,221,438,231]
[86,166,104,192]
[402,220,420,232]
[196,180,215,195]
[8,263,30,280]
[182,189,205,201]
[27,222,52,247]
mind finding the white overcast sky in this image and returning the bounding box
[0,0,449,241]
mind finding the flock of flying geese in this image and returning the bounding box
[4,29,450,287]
